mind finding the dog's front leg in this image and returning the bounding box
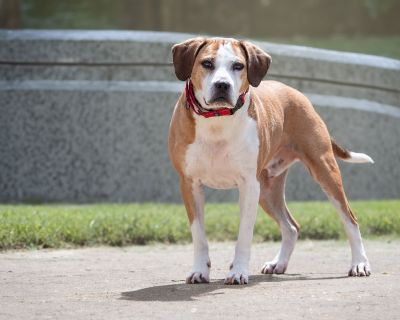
[225,177,260,285]
[180,178,210,284]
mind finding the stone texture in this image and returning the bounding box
[2,30,399,93]
[0,30,399,203]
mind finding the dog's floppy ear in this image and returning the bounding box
[239,41,271,87]
[172,38,207,81]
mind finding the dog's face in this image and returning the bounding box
[172,38,271,110]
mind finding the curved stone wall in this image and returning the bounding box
[0,30,399,203]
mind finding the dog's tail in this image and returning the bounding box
[331,139,374,164]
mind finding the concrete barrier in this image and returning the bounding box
[0,30,399,203]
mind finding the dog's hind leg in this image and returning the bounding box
[302,150,371,276]
[259,170,299,274]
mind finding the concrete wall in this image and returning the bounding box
[0,30,399,203]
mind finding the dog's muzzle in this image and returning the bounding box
[185,80,248,118]
[208,81,232,105]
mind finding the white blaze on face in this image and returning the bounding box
[201,41,244,108]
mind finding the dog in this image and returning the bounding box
[168,37,373,285]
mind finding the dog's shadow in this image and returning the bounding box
[120,274,347,302]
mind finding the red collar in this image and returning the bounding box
[185,80,248,118]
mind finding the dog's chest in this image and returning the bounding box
[184,116,259,189]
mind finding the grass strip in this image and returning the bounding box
[0,200,399,250]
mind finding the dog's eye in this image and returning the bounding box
[201,60,214,70]
[232,62,244,71]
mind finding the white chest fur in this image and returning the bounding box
[184,110,259,189]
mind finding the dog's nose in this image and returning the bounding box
[214,81,230,91]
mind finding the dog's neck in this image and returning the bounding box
[190,94,253,143]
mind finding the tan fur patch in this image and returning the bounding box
[168,92,198,224]
[231,41,250,94]
[190,40,221,92]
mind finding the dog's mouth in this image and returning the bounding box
[212,97,228,103]
[204,97,233,110]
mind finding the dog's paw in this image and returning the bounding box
[261,260,287,274]
[224,266,249,285]
[186,271,210,284]
[348,261,371,277]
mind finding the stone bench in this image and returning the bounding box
[0,30,399,202]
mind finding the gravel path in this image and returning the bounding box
[1,240,399,320]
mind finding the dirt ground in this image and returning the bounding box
[1,240,399,320]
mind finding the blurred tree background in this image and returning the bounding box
[0,0,399,58]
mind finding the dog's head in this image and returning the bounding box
[172,37,271,110]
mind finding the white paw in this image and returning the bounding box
[186,261,211,284]
[186,271,210,284]
[224,265,249,285]
[261,260,287,274]
[348,261,371,277]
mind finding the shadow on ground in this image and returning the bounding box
[120,274,348,302]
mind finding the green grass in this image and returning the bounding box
[0,200,399,250]
[268,36,400,60]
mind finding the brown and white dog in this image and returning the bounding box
[168,37,373,285]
